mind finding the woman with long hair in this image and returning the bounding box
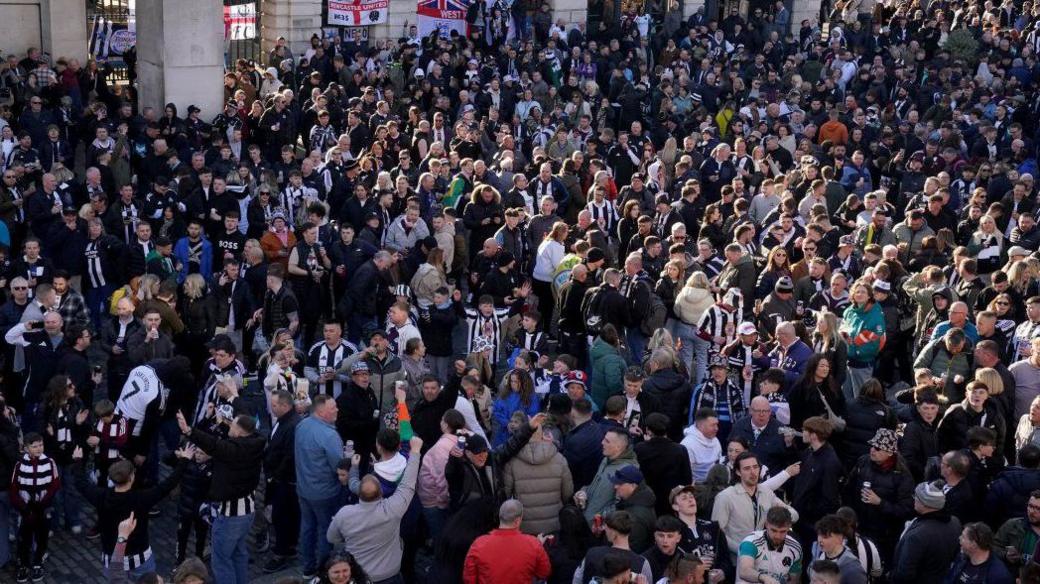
[616,200,643,259]
[699,203,726,251]
[755,246,793,299]
[589,324,628,410]
[531,222,569,334]
[431,497,498,584]
[491,369,541,447]
[656,259,685,332]
[812,311,849,389]
[42,374,86,533]
[788,354,846,430]
[969,214,1004,276]
[986,293,1019,337]
[546,505,595,584]
[179,274,218,379]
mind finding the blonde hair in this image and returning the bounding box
[974,367,1004,396]
[183,273,206,300]
[815,311,843,352]
[136,274,160,302]
[685,271,711,290]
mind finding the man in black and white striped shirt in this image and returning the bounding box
[176,410,266,584]
[304,321,357,398]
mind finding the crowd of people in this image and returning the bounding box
[6,0,1040,582]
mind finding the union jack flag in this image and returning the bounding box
[417,0,470,38]
[417,0,469,17]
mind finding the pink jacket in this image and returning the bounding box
[418,433,455,508]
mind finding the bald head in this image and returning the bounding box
[358,475,382,502]
[749,395,772,426]
[499,499,524,527]
[572,263,588,282]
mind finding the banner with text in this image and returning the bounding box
[327,0,388,26]
[418,0,470,38]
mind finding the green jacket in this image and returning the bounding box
[581,447,639,523]
[994,517,1035,569]
[589,337,626,410]
[842,301,886,363]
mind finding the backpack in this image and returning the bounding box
[582,286,608,336]
[638,283,667,336]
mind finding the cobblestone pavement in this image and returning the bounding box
[6,487,304,583]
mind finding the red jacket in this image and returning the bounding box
[463,528,551,584]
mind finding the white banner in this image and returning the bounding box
[225,3,257,40]
[327,0,388,26]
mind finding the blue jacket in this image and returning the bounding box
[293,415,344,501]
[563,419,607,490]
[943,552,1013,584]
[173,236,213,284]
[728,416,790,476]
[490,392,542,448]
[929,320,979,345]
[769,339,814,387]
[840,163,871,198]
[984,465,1040,527]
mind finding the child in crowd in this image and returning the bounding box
[11,432,60,583]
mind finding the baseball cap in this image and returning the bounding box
[669,484,697,504]
[465,434,489,454]
[609,466,644,485]
[737,322,758,336]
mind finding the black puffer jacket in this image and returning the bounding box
[462,196,504,255]
[899,409,939,483]
[841,396,898,468]
[844,454,915,554]
[642,368,692,442]
[936,400,1007,455]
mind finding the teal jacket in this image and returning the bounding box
[589,337,626,410]
[842,301,886,364]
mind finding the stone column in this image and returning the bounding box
[40,0,89,62]
[136,0,225,119]
[790,0,821,31]
[553,0,588,25]
[261,0,323,59]
[683,0,706,19]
